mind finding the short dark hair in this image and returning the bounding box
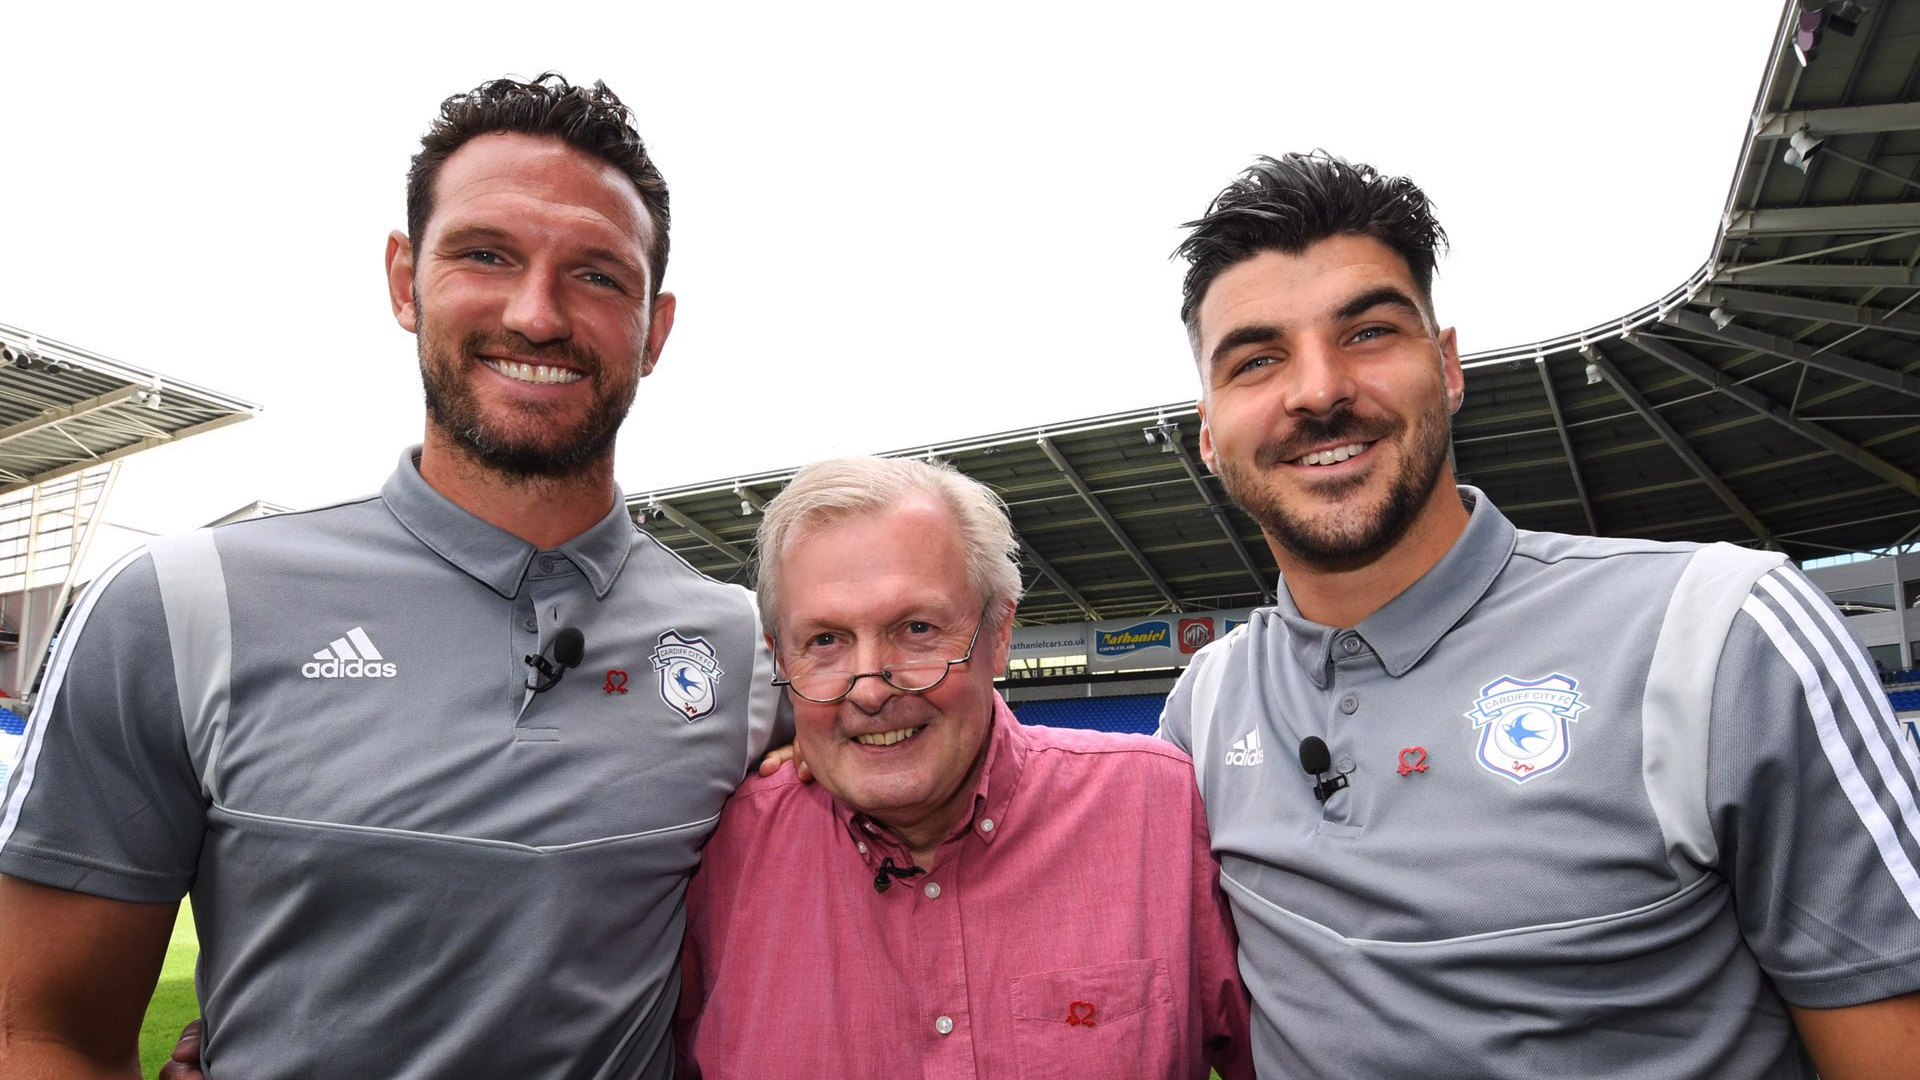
[407,72,671,296]
[1175,151,1447,337]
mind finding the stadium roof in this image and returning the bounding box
[628,0,1920,626]
[0,322,258,495]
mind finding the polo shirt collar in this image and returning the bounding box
[380,448,636,600]
[839,692,1025,874]
[1272,486,1513,686]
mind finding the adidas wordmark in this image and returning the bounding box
[301,626,398,679]
[1225,728,1264,767]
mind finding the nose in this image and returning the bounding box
[1283,340,1358,417]
[501,268,572,344]
[842,642,904,714]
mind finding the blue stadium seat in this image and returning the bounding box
[1012,694,1168,736]
[1891,689,1920,712]
[0,706,23,736]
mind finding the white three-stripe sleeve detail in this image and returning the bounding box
[1743,581,1920,920]
[0,546,149,849]
[1762,571,1920,838]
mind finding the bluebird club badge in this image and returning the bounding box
[651,630,724,721]
[1465,673,1587,784]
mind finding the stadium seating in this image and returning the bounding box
[1012,694,1167,735]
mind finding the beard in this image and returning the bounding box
[1218,395,1453,571]
[416,310,643,482]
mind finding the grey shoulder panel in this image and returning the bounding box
[146,529,232,802]
[1642,542,1787,880]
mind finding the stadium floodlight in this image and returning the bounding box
[1796,2,1867,65]
[1783,127,1825,172]
[1141,421,1180,451]
[1710,306,1735,330]
[1827,1,1865,36]
[1585,360,1603,386]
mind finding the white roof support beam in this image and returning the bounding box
[1662,309,1920,400]
[1537,357,1600,535]
[654,503,750,567]
[1015,536,1100,621]
[1163,436,1274,603]
[1725,204,1920,238]
[0,388,144,448]
[1035,436,1183,612]
[1700,287,1920,336]
[1755,103,1920,138]
[1713,263,1920,288]
[1628,334,1920,498]
[1585,346,1774,546]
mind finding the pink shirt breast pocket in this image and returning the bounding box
[1009,957,1183,1080]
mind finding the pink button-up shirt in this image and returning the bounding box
[676,694,1251,1079]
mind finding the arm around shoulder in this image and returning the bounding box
[0,874,177,1078]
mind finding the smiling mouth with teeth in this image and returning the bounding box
[1293,441,1372,467]
[483,358,586,385]
[855,726,927,747]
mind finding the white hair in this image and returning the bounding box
[754,456,1024,632]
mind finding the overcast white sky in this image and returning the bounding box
[3,2,1783,538]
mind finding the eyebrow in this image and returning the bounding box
[1207,285,1430,369]
[1334,285,1426,324]
[1207,323,1285,369]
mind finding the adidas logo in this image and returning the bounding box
[1224,728,1264,767]
[300,627,398,679]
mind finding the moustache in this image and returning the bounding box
[1253,409,1402,469]
[460,330,601,377]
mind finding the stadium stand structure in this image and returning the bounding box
[631,0,1920,730]
[0,322,256,719]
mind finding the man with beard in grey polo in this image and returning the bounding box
[0,74,781,1079]
[1161,151,1920,1079]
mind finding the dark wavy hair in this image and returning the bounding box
[406,72,670,296]
[1175,151,1447,341]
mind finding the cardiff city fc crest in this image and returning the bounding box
[651,630,725,722]
[1464,673,1587,784]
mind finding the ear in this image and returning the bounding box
[986,600,1017,676]
[386,231,419,333]
[640,291,676,377]
[1196,398,1219,474]
[1438,327,1465,415]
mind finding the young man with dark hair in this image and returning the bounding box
[0,74,782,1079]
[1161,150,1920,1079]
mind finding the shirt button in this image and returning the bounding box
[522,617,538,632]
[1339,694,1358,714]
[856,842,867,855]
[924,882,941,899]
[1341,636,1362,655]
[935,1016,954,1036]
[539,554,557,573]
[979,818,995,833]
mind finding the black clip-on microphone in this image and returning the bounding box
[525,627,586,693]
[873,857,926,894]
[1299,735,1351,803]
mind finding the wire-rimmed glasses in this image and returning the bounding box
[772,606,989,705]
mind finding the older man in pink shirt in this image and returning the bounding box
[675,456,1250,1079]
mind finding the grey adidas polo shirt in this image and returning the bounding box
[0,450,785,1080]
[1161,487,1920,1080]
